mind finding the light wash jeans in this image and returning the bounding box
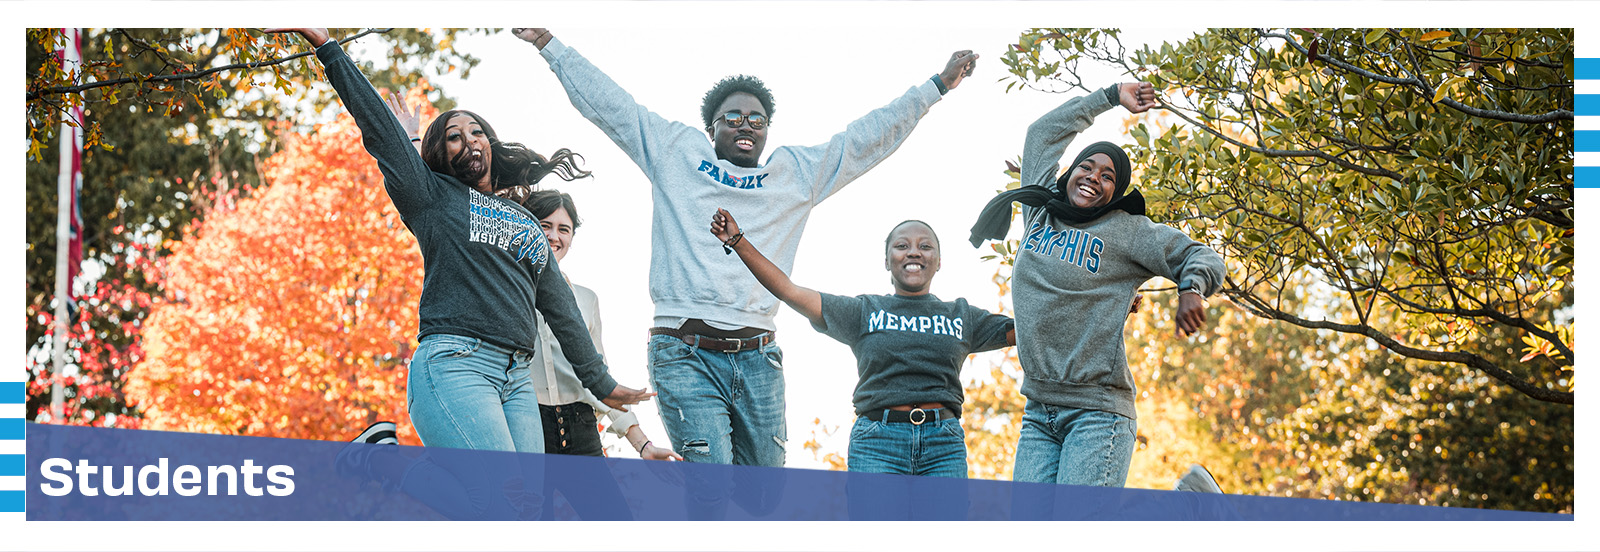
[401,333,544,519]
[844,414,970,520]
[846,414,967,477]
[647,333,786,519]
[646,334,786,466]
[1012,399,1137,487]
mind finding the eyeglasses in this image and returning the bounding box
[720,111,769,130]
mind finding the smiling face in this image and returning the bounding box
[443,113,493,192]
[709,92,768,168]
[884,221,941,296]
[1064,152,1119,209]
[539,204,576,263]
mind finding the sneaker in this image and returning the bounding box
[336,421,398,479]
[1173,463,1223,493]
[352,421,399,445]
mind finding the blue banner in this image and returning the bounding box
[20,425,1569,521]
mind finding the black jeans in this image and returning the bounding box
[540,402,604,456]
[537,402,633,520]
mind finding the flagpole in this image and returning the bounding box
[51,28,81,424]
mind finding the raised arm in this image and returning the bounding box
[511,28,696,175]
[709,208,824,326]
[383,91,424,154]
[788,50,976,203]
[1129,221,1226,338]
[1021,82,1158,191]
[265,28,438,212]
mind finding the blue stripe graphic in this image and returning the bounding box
[0,455,22,477]
[0,420,21,440]
[0,382,22,404]
[1577,58,1599,80]
[1580,131,1600,152]
[0,491,22,513]
[0,491,21,513]
[1578,95,1599,116]
[1577,167,1600,188]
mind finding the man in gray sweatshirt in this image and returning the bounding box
[514,28,977,469]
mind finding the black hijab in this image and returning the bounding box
[968,141,1145,247]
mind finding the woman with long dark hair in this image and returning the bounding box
[269,28,652,519]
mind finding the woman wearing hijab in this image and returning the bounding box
[969,81,1226,487]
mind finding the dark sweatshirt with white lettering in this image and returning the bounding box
[1011,91,1225,420]
[815,293,1013,414]
[315,40,617,398]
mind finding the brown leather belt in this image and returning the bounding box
[650,326,775,353]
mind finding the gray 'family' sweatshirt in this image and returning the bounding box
[1012,89,1226,420]
[539,38,945,331]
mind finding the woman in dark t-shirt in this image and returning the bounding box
[711,209,1014,477]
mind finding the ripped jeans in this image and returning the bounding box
[646,334,787,467]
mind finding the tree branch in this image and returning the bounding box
[1265,29,1573,124]
[1222,286,1572,404]
[26,28,392,101]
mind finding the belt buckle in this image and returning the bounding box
[725,337,742,354]
[909,408,927,425]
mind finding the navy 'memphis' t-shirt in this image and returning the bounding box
[814,293,1014,415]
[314,40,618,399]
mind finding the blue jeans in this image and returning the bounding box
[402,333,544,519]
[646,334,786,466]
[847,414,967,477]
[647,333,786,519]
[1012,399,1136,487]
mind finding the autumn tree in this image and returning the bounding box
[958,27,1573,511]
[126,90,438,441]
[1001,28,1574,404]
[25,28,486,425]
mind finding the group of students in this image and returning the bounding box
[271,26,1225,500]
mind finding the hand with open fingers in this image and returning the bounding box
[710,208,743,244]
[263,28,330,48]
[601,384,655,412]
[1176,292,1207,337]
[939,50,980,91]
[384,91,423,139]
[641,442,683,461]
[1118,81,1159,114]
[511,28,554,49]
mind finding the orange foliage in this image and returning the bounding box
[127,88,439,443]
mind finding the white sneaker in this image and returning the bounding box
[1173,463,1223,493]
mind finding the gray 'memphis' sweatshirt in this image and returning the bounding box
[1012,89,1226,420]
[539,38,944,331]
